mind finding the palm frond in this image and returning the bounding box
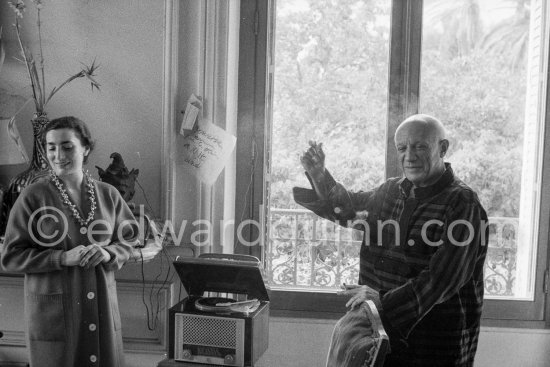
[480,18,529,70]
[425,0,483,54]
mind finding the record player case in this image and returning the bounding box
[168,254,269,367]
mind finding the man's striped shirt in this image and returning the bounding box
[293,163,488,366]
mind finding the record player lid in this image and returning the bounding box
[173,254,269,301]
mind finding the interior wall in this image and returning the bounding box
[0,0,175,363]
[0,0,164,216]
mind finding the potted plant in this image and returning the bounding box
[1,0,100,234]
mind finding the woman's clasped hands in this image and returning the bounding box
[61,244,111,268]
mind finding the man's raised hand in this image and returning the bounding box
[300,140,326,180]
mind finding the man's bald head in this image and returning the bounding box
[394,114,449,187]
[395,114,447,145]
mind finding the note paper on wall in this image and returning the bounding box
[180,121,236,185]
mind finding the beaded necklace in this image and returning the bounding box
[50,169,97,234]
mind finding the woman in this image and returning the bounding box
[1,116,138,367]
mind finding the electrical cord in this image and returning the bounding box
[139,245,176,331]
[136,178,176,331]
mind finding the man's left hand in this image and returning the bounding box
[337,284,381,310]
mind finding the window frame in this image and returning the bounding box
[236,0,550,327]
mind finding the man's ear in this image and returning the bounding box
[439,139,449,157]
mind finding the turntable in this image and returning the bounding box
[168,254,269,366]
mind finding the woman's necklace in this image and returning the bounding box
[50,170,97,234]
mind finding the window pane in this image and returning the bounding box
[266,0,391,288]
[420,0,544,300]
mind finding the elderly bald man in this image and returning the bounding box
[294,114,488,367]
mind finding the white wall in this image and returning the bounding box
[0,0,164,214]
[476,327,550,367]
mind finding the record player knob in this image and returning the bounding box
[224,354,236,364]
[182,349,192,359]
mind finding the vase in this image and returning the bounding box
[0,112,50,235]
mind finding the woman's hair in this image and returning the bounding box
[42,116,95,163]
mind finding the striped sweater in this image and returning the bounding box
[293,163,488,367]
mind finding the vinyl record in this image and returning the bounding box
[194,297,237,312]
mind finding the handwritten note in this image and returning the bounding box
[180,121,236,185]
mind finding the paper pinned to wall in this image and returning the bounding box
[180,121,236,185]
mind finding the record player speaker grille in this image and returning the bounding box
[180,314,243,348]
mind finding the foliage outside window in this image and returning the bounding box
[265,0,547,307]
[267,0,389,289]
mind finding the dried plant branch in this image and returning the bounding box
[36,5,46,108]
[13,17,41,111]
[8,0,100,114]
[0,27,5,73]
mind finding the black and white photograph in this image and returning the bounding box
[0,1,549,366]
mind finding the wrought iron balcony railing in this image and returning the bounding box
[267,208,517,298]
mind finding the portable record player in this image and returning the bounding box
[169,254,269,367]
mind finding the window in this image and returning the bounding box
[267,0,391,289]
[419,0,549,323]
[236,0,550,324]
